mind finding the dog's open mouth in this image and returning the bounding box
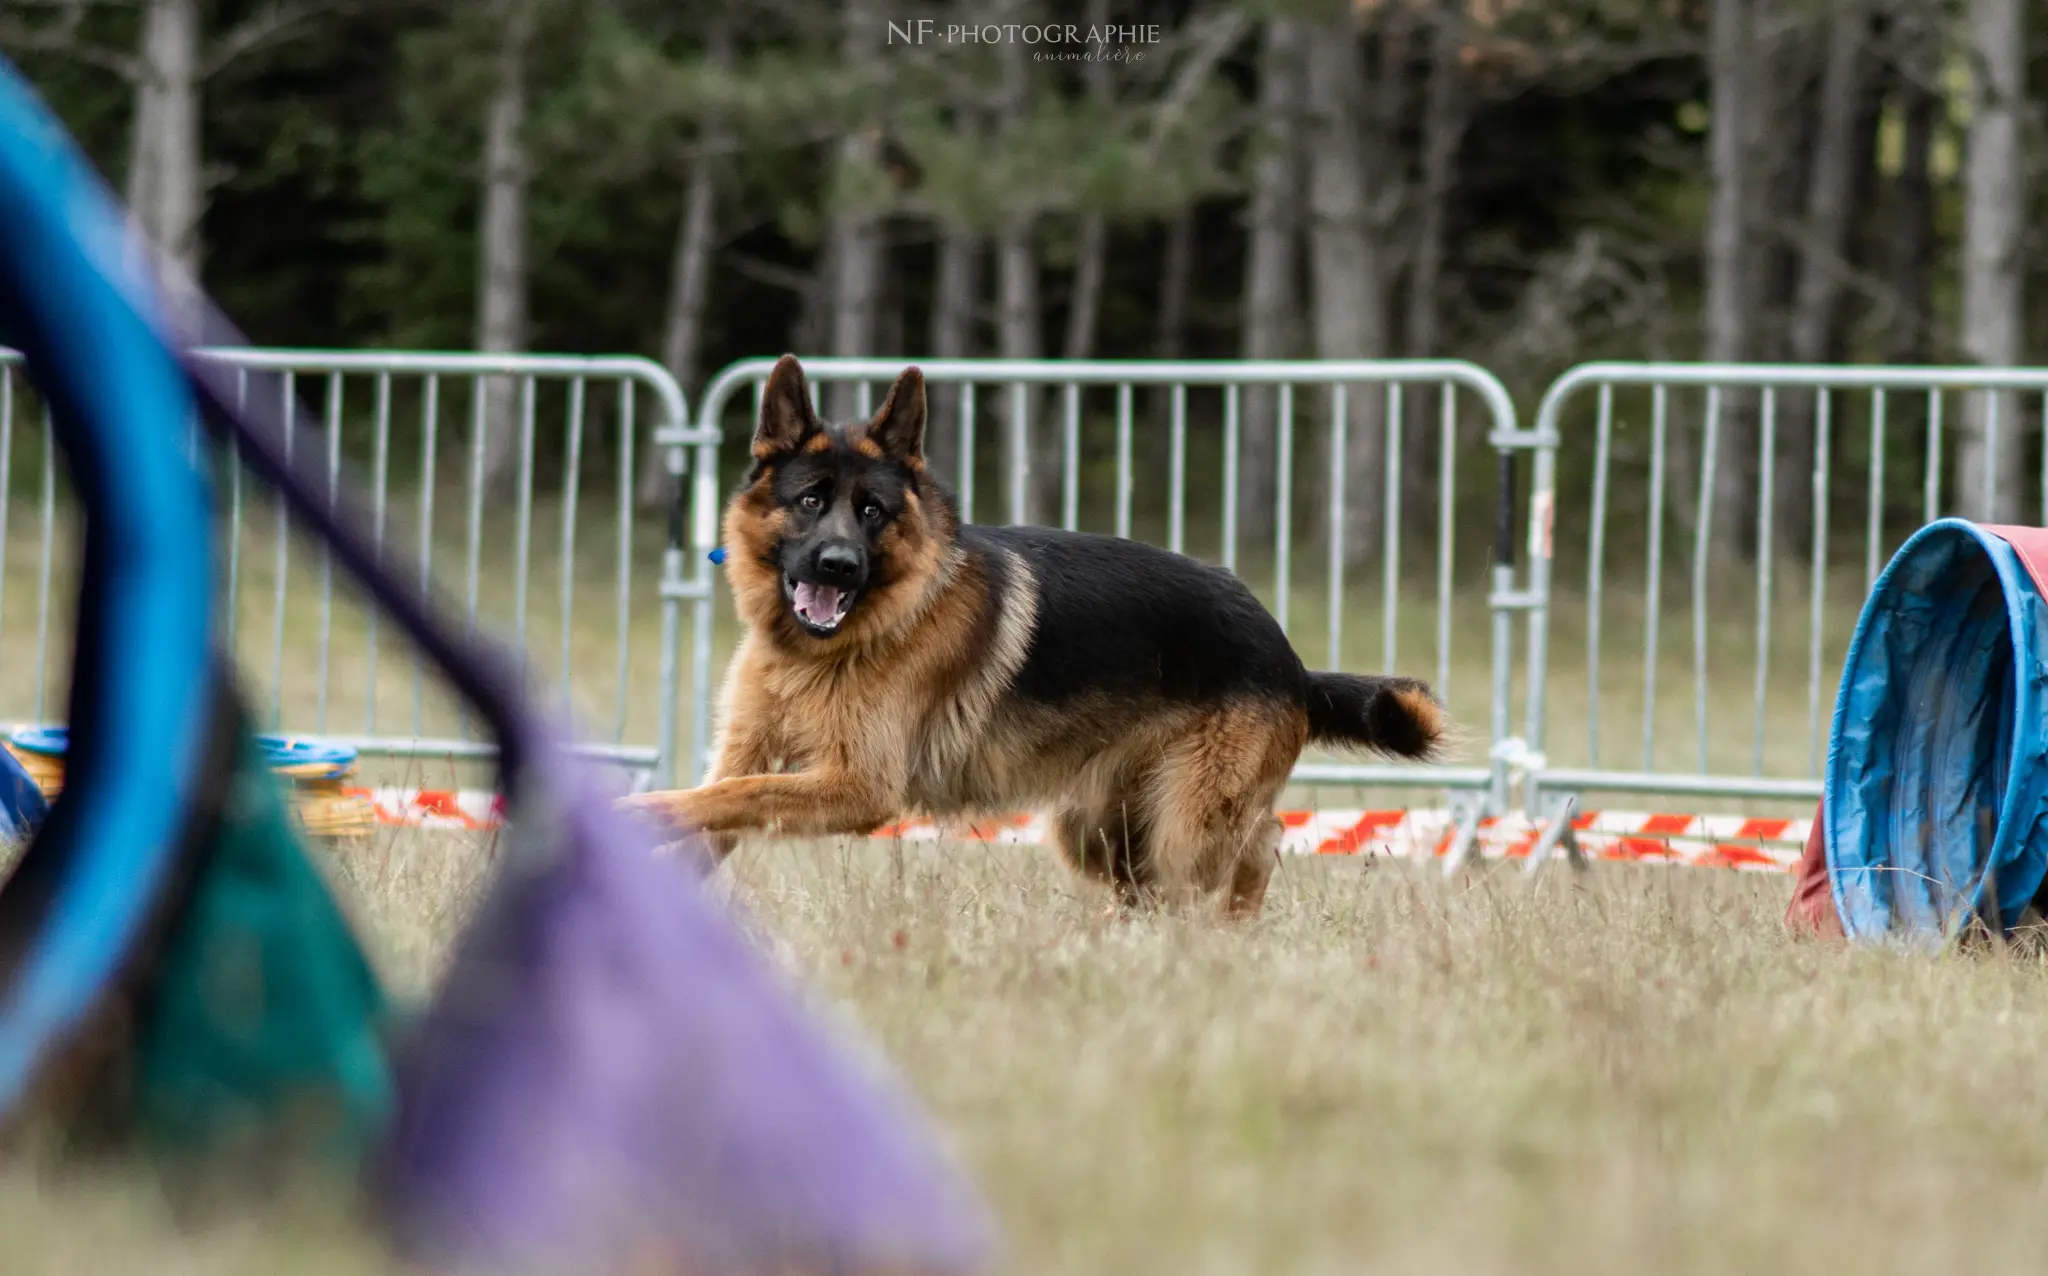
[785,576,858,635]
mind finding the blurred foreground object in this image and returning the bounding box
[0,50,993,1276]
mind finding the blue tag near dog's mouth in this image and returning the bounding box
[709,547,726,566]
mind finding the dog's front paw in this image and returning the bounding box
[615,788,704,830]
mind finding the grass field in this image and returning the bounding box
[9,825,2048,1275]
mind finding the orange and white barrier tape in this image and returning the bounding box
[345,786,508,831]
[351,788,1810,873]
[872,808,1810,873]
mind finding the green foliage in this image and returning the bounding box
[0,0,2000,396]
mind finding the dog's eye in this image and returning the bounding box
[860,501,883,522]
[798,491,824,511]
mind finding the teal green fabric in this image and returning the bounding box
[131,728,392,1166]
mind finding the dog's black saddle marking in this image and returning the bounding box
[964,526,1305,708]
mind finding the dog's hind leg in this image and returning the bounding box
[1049,795,1153,913]
[1145,704,1304,919]
[1225,817,1284,918]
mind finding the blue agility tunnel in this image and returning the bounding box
[1825,519,2048,942]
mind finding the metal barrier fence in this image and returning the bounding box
[687,357,1538,819]
[1520,362,2048,831]
[22,345,2039,839]
[0,348,707,786]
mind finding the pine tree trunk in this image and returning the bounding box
[997,209,1044,523]
[1788,0,1866,366]
[1064,217,1106,362]
[638,23,730,510]
[1238,18,1305,560]
[926,224,979,489]
[996,32,1046,525]
[1703,0,1755,557]
[658,168,718,401]
[824,191,883,418]
[1778,0,1869,549]
[641,144,720,510]
[1404,0,1464,538]
[1061,0,1111,366]
[129,0,203,318]
[475,0,536,495]
[1885,36,1937,365]
[823,0,884,421]
[1957,0,2025,521]
[793,239,831,357]
[1751,16,1816,368]
[1304,20,1389,562]
[1148,209,1195,468]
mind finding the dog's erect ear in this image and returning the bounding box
[867,366,926,462]
[754,354,818,456]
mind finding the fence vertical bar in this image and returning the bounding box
[1382,382,1401,675]
[1007,382,1028,526]
[367,371,391,733]
[1586,384,1613,767]
[1222,385,1240,573]
[228,368,246,652]
[1867,389,1885,589]
[461,376,488,740]
[560,378,586,719]
[1326,385,1347,670]
[1806,388,1831,774]
[466,380,488,642]
[1115,383,1133,539]
[1276,383,1294,633]
[270,371,295,730]
[1061,383,1080,532]
[317,371,342,733]
[33,404,53,722]
[688,419,719,785]
[1169,384,1187,554]
[615,381,635,743]
[1641,385,1667,771]
[1435,383,1455,704]
[958,384,976,524]
[1751,387,1775,776]
[514,376,537,669]
[1490,439,1518,816]
[1983,388,2000,517]
[1693,386,1721,775]
[1924,389,1942,522]
[414,375,438,738]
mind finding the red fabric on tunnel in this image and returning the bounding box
[1785,799,1842,939]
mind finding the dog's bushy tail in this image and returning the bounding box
[1303,673,1448,759]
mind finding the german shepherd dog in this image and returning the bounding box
[624,355,1448,917]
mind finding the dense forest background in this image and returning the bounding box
[2,0,2043,525]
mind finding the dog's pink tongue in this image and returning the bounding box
[793,581,842,624]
